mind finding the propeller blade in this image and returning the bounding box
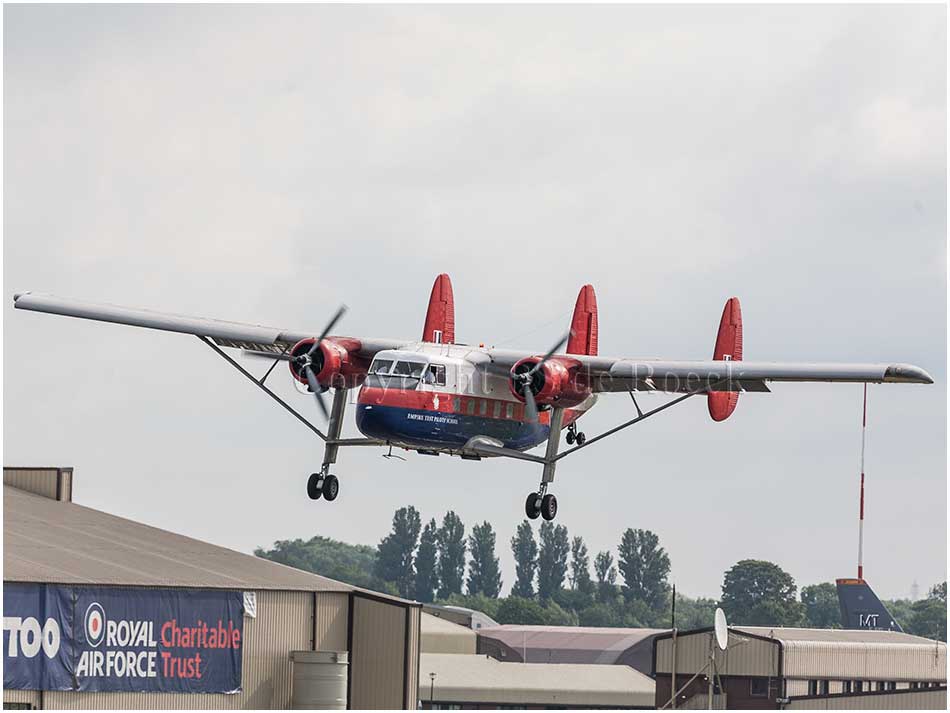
[304,365,330,420]
[523,387,539,423]
[307,304,348,358]
[242,350,293,361]
[528,331,573,375]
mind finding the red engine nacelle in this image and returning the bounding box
[509,356,590,409]
[288,337,369,390]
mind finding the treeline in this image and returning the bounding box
[254,508,946,640]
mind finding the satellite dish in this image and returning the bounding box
[714,608,729,651]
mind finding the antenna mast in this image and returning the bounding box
[858,384,867,580]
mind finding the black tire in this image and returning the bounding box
[525,493,541,520]
[322,474,340,502]
[576,432,586,446]
[565,430,575,445]
[541,493,558,521]
[307,473,323,500]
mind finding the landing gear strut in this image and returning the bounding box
[306,388,347,503]
[524,406,565,521]
[565,422,586,446]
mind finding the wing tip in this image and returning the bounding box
[884,364,934,384]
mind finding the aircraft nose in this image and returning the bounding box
[884,364,934,384]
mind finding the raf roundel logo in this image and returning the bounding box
[84,602,106,647]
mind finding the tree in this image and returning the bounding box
[467,521,502,597]
[908,582,947,641]
[414,518,439,603]
[801,583,841,629]
[594,550,617,602]
[720,559,805,626]
[511,521,539,598]
[537,522,570,600]
[437,511,466,599]
[495,597,577,627]
[256,536,382,590]
[617,528,671,611]
[570,536,593,594]
[374,506,421,598]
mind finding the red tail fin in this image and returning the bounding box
[567,285,598,356]
[422,273,455,344]
[708,297,743,422]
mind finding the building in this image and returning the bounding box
[422,603,499,631]
[417,613,655,709]
[653,625,947,709]
[477,624,665,675]
[3,467,421,710]
[419,653,656,709]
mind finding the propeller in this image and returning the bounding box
[510,331,572,423]
[242,304,347,420]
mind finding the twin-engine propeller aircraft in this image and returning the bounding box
[13,274,932,520]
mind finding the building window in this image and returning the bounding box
[876,681,886,692]
[807,680,818,696]
[750,678,769,697]
[910,682,920,690]
[841,681,852,694]
[819,681,829,695]
[887,681,897,691]
[853,681,863,693]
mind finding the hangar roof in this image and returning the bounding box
[3,483,385,595]
[420,652,655,708]
[421,613,477,655]
[477,624,665,664]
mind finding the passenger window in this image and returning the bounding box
[453,396,460,412]
[466,399,475,416]
[493,401,501,418]
[506,403,514,419]
[480,400,487,416]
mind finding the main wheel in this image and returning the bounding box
[322,474,340,502]
[525,493,541,520]
[565,430,576,445]
[541,493,558,520]
[576,432,586,446]
[307,473,323,500]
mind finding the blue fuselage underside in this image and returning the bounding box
[356,404,549,451]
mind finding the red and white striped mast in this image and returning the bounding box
[857,384,868,580]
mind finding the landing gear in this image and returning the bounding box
[307,469,340,501]
[525,488,558,521]
[565,422,586,446]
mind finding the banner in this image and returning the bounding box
[4,584,244,693]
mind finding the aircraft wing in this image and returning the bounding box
[478,348,933,393]
[12,292,408,357]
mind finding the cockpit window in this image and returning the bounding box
[364,358,426,390]
[372,359,393,375]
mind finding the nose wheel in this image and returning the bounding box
[307,470,340,502]
[565,423,586,446]
[525,487,558,520]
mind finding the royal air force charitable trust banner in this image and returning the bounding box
[3,584,244,693]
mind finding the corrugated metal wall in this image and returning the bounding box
[39,590,318,709]
[4,467,71,501]
[784,687,947,709]
[315,591,349,651]
[655,631,779,678]
[3,689,41,708]
[782,640,947,681]
[349,594,421,710]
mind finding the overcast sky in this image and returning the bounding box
[4,5,946,602]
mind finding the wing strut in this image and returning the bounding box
[198,336,328,441]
